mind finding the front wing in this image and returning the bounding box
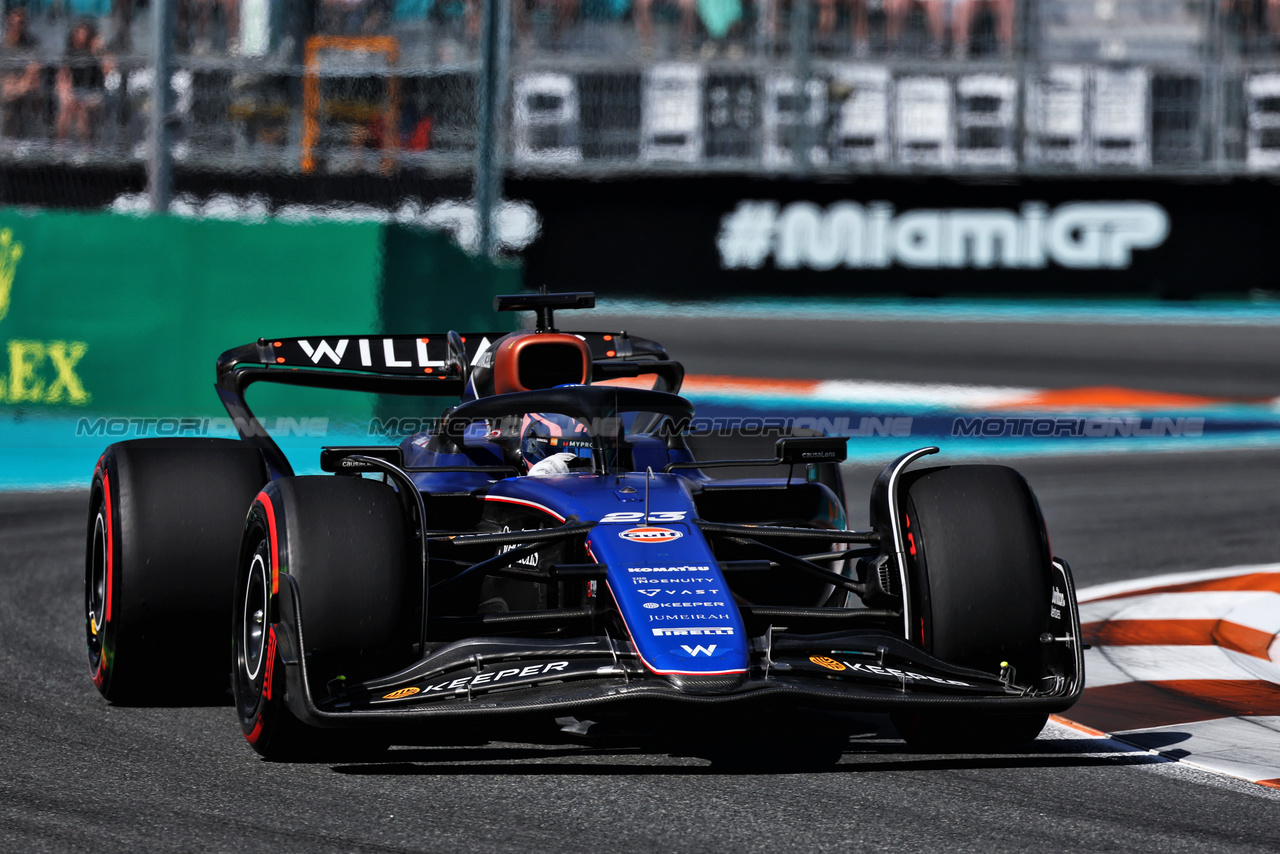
[271,571,1084,728]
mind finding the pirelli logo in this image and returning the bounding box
[652,627,735,637]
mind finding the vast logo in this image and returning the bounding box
[0,228,90,405]
[718,200,1170,271]
[619,527,683,543]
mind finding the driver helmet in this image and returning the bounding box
[521,412,593,474]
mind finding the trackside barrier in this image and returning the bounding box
[0,209,518,425]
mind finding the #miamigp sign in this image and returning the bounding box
[717,201,1169,271]
[514,175,1272,298]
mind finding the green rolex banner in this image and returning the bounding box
[0,208,518,487]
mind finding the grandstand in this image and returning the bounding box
[1,0,1278,184]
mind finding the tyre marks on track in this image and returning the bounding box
[1063,565,1280,788]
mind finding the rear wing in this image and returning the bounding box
[214,330,678,478]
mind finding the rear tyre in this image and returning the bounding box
[232,476,409,761]
[889,465,1052,752]
[86,439,267,705]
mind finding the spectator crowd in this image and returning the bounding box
[4,7,112,143]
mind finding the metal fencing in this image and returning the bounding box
[3,0,1280,251]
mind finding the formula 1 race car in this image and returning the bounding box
[84,291,1083,762]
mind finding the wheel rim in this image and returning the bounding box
[242,550,269,683]
[86,508,107,664]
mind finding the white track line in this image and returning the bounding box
[1077,564,1280,602]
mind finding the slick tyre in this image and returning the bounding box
[233,476,409,761]
[890,465,1052,752]
[86,439,268,705]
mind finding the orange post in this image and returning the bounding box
[301,35,401,175]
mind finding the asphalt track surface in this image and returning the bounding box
[4,315,1280,852]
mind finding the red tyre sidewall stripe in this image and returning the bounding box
[256,491,279,595]
[91,464,114,688]
[103,469,114,623]
[245,492,280,744]
[263,626,277,703]
[246,626,276,744]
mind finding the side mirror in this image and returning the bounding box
[774,436,848,465]
[320,446,405,474]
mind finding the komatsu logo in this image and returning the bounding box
[717,200,1169,271]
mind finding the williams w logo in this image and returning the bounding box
[0,228,90,405]
[680,644,717,657]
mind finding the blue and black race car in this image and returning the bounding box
[84,291,1083,761]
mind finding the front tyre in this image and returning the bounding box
[890,464,1053,752]
[232,476,410,761]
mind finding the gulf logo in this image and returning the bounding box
[619,526,683,544]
